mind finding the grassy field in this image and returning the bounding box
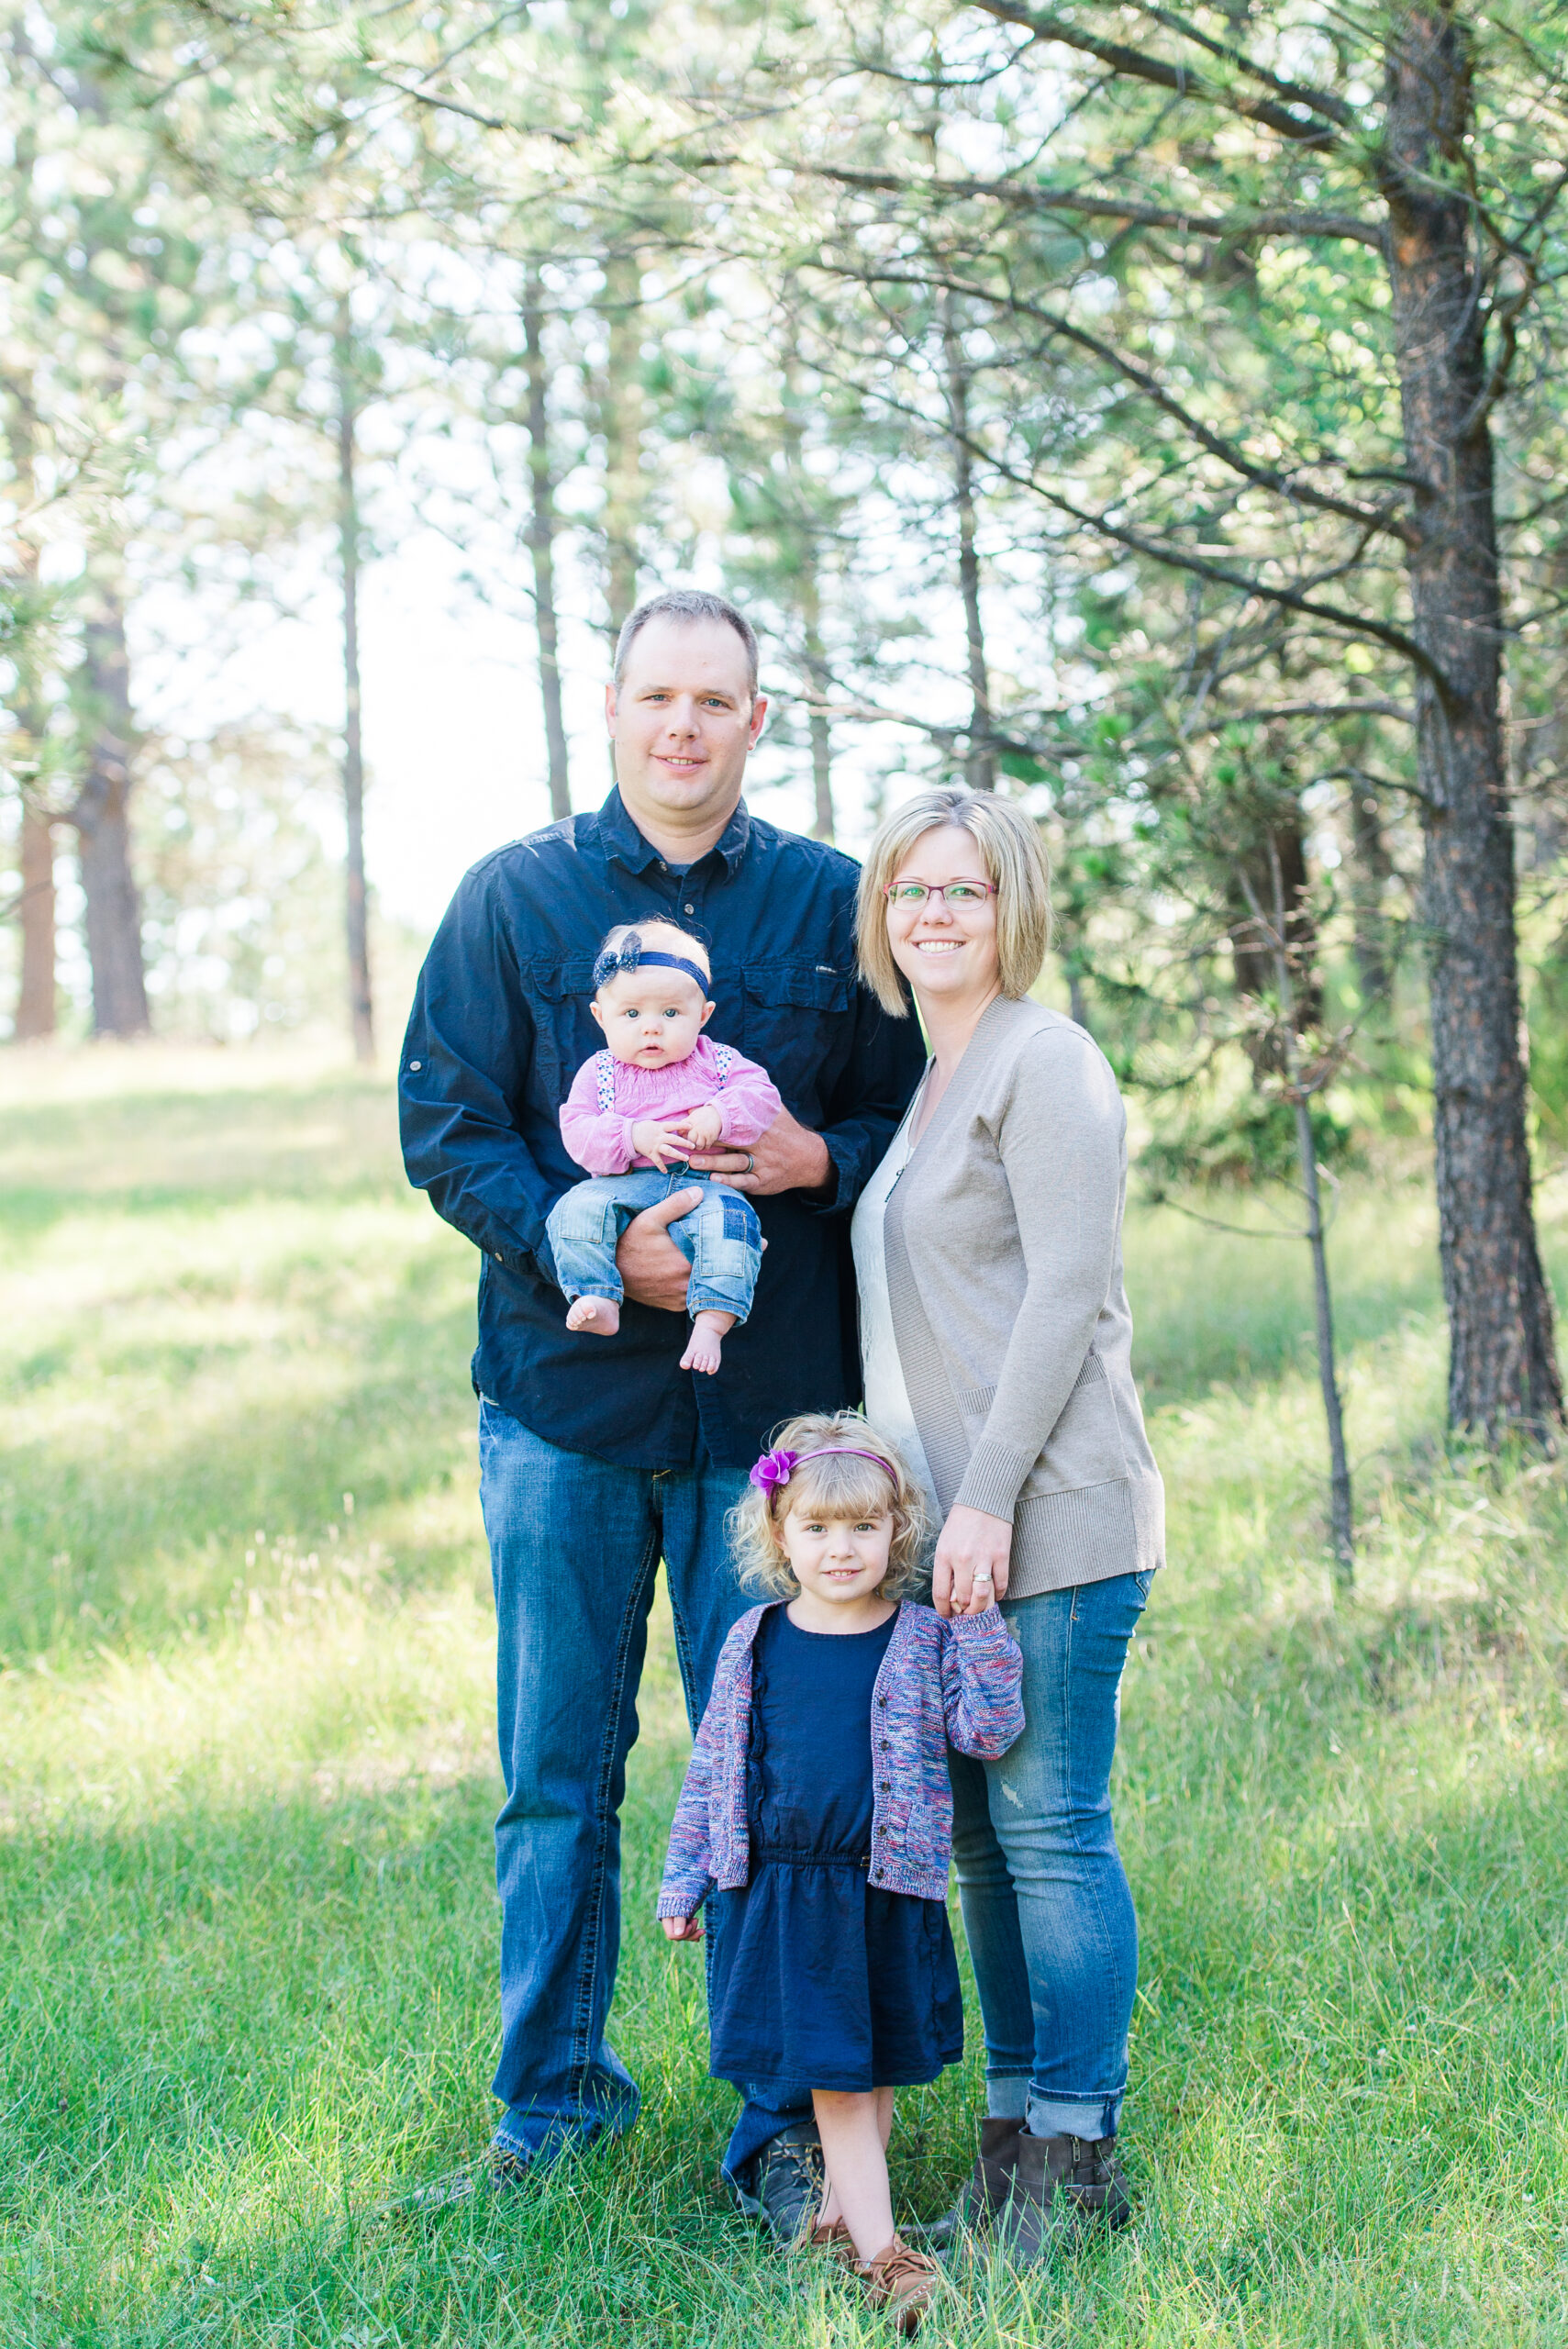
[1,1044,1564,2347]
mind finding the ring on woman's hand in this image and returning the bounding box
[973,1568,993,1585]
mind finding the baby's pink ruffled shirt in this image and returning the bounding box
[559,1034,784,1176]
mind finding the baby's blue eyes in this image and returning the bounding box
[621,1008,684,1020]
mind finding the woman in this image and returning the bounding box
[850,785,1163,2261]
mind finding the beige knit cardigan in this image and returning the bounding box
[883,995,1164,1600]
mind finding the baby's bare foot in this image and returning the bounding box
[566,1296,620,1337]
[681,1309,734,1375]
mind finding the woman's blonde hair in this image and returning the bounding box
[855,785,1052,1017]
[728,1411,930,1600]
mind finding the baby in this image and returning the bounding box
[547,921,783,1375]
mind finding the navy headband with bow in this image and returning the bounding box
[591,930,711,996]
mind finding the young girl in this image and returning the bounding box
[659,1413,1024,2332]
[548,919,783,1375]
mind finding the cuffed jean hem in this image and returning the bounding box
[985,2074,1029,2121]
[1026,2088,1124,2141]
[685,1287,753,1323]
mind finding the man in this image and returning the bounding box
[399,588,925,2233]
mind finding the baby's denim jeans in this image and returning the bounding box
[546,1167,762,1324]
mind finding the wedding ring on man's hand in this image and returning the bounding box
[744,1153,755,1174]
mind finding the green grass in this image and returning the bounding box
[1,1045,1564,2344]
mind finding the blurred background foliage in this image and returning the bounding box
[6,0,1568,1431]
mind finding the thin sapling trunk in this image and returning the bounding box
[336,303,373,1066]
[522,275,572,823]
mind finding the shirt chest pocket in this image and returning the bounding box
[740,961,852,1104]
[527,957,600,1108]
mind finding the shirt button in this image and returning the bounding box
[408,1060,421,1072]
[684,903,695,914]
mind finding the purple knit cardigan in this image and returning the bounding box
[657,1600,1024,1917]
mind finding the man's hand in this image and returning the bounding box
[687,1105,832,1198]
[617,1189,703,1311]
[931,1504,1014,1619]
[662,1914,704,1943]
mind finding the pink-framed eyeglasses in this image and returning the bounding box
[883,878,997,908]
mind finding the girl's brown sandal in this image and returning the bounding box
[857,2234,940,2334]
[807,2211,857,2265]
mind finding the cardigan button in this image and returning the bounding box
[879,1779,890,1792]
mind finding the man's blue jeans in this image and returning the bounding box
[545,1169,762,1323]
[477,1401,808,2170]
[949,1569,1152,2143]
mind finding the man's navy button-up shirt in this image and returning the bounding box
[398,787,926,1472]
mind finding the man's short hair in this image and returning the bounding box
[613,589,760,699]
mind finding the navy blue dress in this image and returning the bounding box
[706,1605,965,2096]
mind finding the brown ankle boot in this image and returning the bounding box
[857,2234,941,2334]
[924,2116,1022,2247]
[996,2130,1132,2264]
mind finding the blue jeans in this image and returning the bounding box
[477,1401,809,2170]
[949,1570,1151,2142]
[545,1169,762,1323]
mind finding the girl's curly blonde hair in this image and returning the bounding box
[728,1411,930,1600]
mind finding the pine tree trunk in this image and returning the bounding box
[6,318,56,1041]
[69,599,150,1038]
[1348,784,1395,1008]
[940,295,995,792]
[336,309,374,1066]
[15,804,56,1040]
[1381,8,1562,1438]
[522,276,572,822]
[799,562,835,841]
[599,250,643,636]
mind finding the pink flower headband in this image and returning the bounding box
[749,1445,895,1500]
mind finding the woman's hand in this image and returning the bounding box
[931,1504,1014,1618]
[662,1914,704,1943]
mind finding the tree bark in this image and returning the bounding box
[1296,1090,1354,1586]
[6,297,56,1041]
[1348,784,1395,1008]
[15,805,56,1040]
[799,562,835,841]
[1381,8,1562,1437]
[68,597,150,1038]
[940,294,995,792]
[522,276,572,822]
[336,306,374,1066]
[599,250,643,637]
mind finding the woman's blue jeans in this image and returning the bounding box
[948,1569,1151,2142]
